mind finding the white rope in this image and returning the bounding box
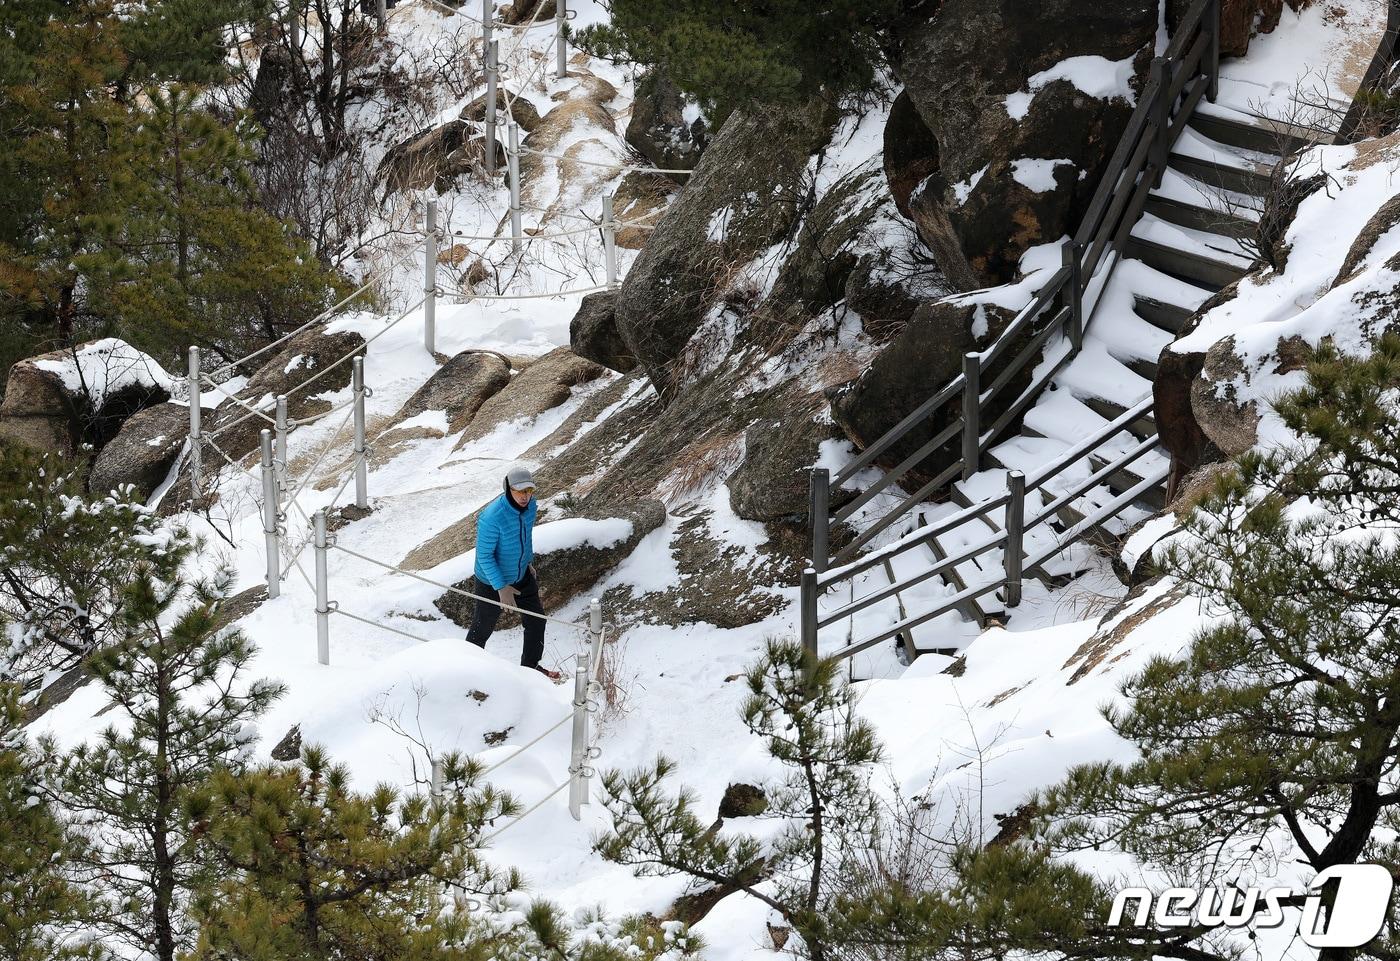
[448,282,611,301]
[329,542,584,629]
[516,145,694,176]
[283,404,357,509]
[498,0,552,66]
[333,606,439,643]
[203,433,250,471]
[448,218,601,241]
[200,377,278,426]
[479,711,573,776]
[280,294,426,402]
[207,244,423,380]
[503,46,551,124]
[480,779,570,843]
[288,396,357,428]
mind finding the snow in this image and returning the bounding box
[951,164,988,205]
[31,339,177,408]
[1003,54,1139,122]
[534,516,634,554]
[1010,157,1073,192]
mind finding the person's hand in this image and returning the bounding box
[528,563,537,578]
[498,585,519,609]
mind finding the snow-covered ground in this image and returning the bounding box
[27,2,1400,958]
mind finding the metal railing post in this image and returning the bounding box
[568,659,589,820]
[374,0,386,32]
[431,757,445,798]
[314,507,330,665]
[961,352,981,482]
[810,467,830,574]
[1207,0,1221,102]
[1003,470,1026,608]
[800,568,819,681]
[602,193,617,288]
[288,0,300,51]
[274,394,289,507]
[424,198,438,356]
[481,0,493,48]
[1150,57,1171,179]
[555,0,568,79]
[587,597,604,669]
[508,122,522,255]
[187,347,202,499]
[352,357,368,509]
[1064,241,1084,354]
[260,430,282,599]
[485,39,499,176]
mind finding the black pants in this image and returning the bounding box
[465,568,545,668]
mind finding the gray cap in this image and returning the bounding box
[506,466,536,490]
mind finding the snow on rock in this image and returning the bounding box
[30,338,177,408]
[534,516,634,554]
[951,164,989,206]
[1010,157,1074,192]
[1003,54,1139,121]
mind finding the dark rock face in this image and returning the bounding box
[890,0,1156,285]
[376,119,495,196]
[612,95,838,395]
[205,327,366,463]
[433,499,665,629]
[829,300,977,480]
[270,725,302,762]
[1153,283,1240,476]
[390,351,512,435]
[570,292,638,374]
[89,402,189,500]
[1192,336,1259,457]
[1167,0,1310,57]
[625,69,708,176]
[767,160,944,335]
[1336,192,1400,287]
[730,413,843,524]
[460,89,541,133]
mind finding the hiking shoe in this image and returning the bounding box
[532,665,563,682]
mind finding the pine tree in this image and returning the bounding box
[0,445,194,687]
[82,84,346,365]
[596,641,882,961]
[575,0,901,122]
[40,567,283,961]
[0,684,105,961]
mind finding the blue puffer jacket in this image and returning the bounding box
[473,479,536,590]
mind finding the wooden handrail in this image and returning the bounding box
[805,0,1221,661]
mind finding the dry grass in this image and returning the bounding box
[656,430,745,503]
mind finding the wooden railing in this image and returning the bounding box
[802,0,1221,662]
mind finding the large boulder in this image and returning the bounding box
[432,499,666,629]
[389,350,512,435]
[827,300,977,481]
[729,414,844,524]
[1191,336,1260,457]
[89,402,188,500]
[460,89,540,134]
[613,95,839,395]
[1167,0,1310,57]
[0,339,173,458]
[889,0,1156,285]
[1153,283,1242,475]
[205,327,366,463]
[625,68,708,176]
[569,291,638,374]
[767,159,943,336]
[377,119,493,196]
[611,170,677,249]
[454,347,606,449]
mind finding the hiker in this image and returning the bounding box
[466,466,561,680]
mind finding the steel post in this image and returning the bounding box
[508,122,522,255]
[274,395,289,507]
[568,660,589,819]
[260,430,281,599]
[602,193,617,288]
[352,357,368,509]
[810,467,829,574]
[314,508,330,665]
[1064,240,1084,353]
[187,347,202,499]
[555,0,567,78]
[424,199,438,356]
[800,568,819,682]
[485,39,499,176]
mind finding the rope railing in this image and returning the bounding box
[515,144,695,176]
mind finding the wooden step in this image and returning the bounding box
[1088,452,1168,512]
[1168,151,1275,197]
[926,534,992,629]
[1124,236,1247,292]
[1079,396,1157,440]
[1144,194,1257,240]
[1187,110,1328,157]
[1132,295,1196,334]
[1123,355,1159,381]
